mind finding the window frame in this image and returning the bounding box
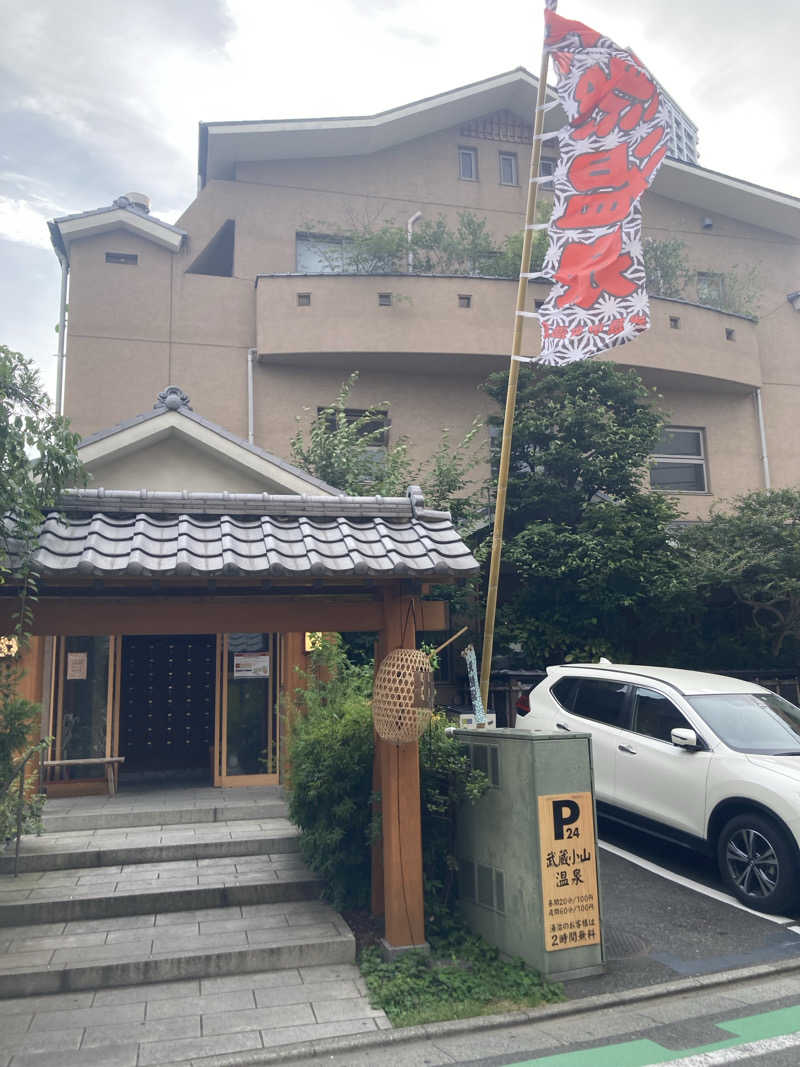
[650,426,708,495]
[458,146,479,182]
[696,271,725,307]
[498,151,519,186]
[317,406,390,448]
[631,686,691,745]
[559,677,632,730]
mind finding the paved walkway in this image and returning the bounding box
[0,961,388,1066]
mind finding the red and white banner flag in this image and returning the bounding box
[534,7,669,364]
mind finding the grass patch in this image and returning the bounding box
[360,923,563,1028]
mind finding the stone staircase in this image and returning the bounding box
[0,787,385,1066]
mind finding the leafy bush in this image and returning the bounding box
[361,927,562,1027]
[0,669,48,843]
[286,643,489,916]
[420,713,488,936]
[286,637,375,909]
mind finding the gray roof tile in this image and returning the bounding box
[25,490,479,580]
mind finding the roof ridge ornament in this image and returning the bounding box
[407,484,424,516]
[154,386,192,411]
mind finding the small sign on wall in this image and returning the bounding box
[538,791,601,951]
[233,652,270,679]
[66,652,88,680]
[459,713,496,729]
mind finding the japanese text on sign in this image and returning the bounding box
[538,791,601,951]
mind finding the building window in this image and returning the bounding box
[296,232,355,273]
[105,252,138,265]
[696,271,724,307]
[539,158,555,189]
[459,147,478,181]
[458,294,472,308]
[669,316,680,329]
[725,328,736,341]
[378,292,392,307]
[499,152,518,186]
[650,427,707,493]
[319,407,389,471]
[297,292,311,306]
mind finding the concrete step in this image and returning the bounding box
[0,854,322,928]
[1,819,300,875]
[0,962,386,1066]
[0,901,356,998]
[41,793,289,834]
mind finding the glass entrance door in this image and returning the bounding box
[214,633,279,785]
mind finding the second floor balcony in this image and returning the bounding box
[254,273,762,389]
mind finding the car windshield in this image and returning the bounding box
[687,691,800,754]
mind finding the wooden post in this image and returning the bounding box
[280,632,307,785]
[373,585,426,949]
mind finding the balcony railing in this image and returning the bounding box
[254,273,761,388]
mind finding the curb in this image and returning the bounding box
[185,954,800,1066]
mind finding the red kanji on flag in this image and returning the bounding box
[556,144,667,231]
[554,229,636,309]
[573,57,660,139]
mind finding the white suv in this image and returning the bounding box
[516,663,800,914]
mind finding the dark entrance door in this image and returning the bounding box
[120,635,216,778]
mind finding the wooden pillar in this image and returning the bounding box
[373,585,426,949]
[280,632,307,785]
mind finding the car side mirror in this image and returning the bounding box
[671,727,699,750]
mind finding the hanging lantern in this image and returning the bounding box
[373,648,434,744]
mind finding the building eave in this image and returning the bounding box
[199,67,557,184]
[48,207,186,266]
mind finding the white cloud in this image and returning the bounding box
[0,196,53,249]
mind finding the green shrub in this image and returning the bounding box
[286,637,375,909]
[361,927,562,1027]
[420,713,488,936]
[0,685,48,844]
[286,642,489,916]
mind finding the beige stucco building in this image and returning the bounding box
[49,68,800,522]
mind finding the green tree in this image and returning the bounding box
[483,361,685,664]
[290,373,483,525]
[682,489,800,662]
[0,345,83,841]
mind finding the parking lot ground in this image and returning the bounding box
[562,843,800,1002]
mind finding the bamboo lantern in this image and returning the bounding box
[373,648,434,744]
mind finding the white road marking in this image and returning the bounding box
[789,925,800,936]
[598,839,795,925]
[652,1029,800,1065]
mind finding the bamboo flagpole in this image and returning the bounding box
[478,9,554,709]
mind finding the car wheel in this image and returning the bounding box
[717,813,799,914]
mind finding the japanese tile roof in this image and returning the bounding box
[28,487,479,580]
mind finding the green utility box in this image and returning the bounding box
[453,728,605,980]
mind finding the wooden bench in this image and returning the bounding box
[42,757,126,795]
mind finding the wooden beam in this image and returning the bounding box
[0,596,384,636]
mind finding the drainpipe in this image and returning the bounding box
[754,387,771,489]
[407,211,422,273]
[54,253,68,415]
[247,348,256,445]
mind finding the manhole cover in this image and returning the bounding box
[603,924,650,959]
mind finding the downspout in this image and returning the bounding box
[754,387,771,489]
[247,347,256,445]
[54,253,68,415]
[407,211,422,273]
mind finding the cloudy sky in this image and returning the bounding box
[2,0,798,403]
